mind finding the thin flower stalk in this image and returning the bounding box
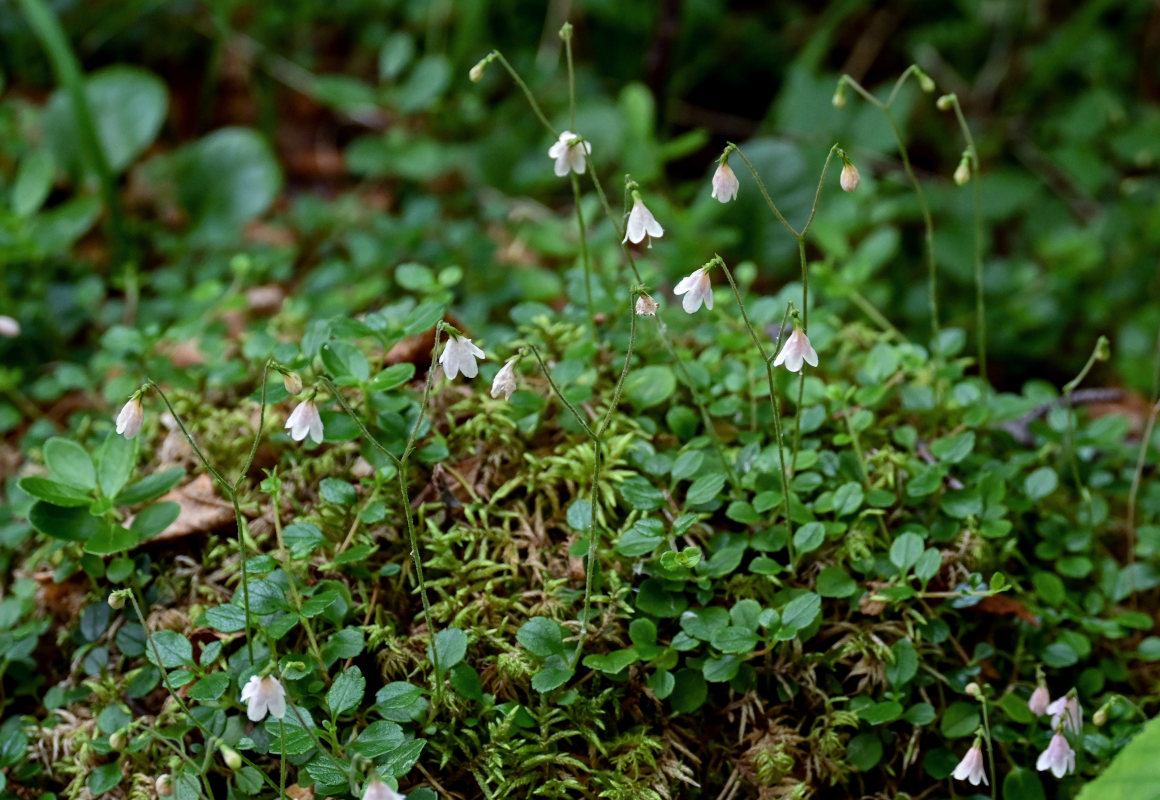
[836,67,941,358]
[718,259,795,553]
[941,92,987,376]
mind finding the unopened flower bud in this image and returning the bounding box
[954,159,971,186]
[1095,335,1111,361]
[917,70,936,93]
[832,83,847,108]
[0,315,19,338]
[221,744,242,771]
[108,591,126,610]
[635,294,659,317]
[965,682,982,698]
[156,774,174,796]
[1093,708,1107,726]
[109,731,127,750]
[282,371,303,395]
[840,162,860,192]
[469,56,491,83]
[937,94,955,111]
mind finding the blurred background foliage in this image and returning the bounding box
[0,0,1157,430]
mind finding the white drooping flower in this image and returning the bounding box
[635,294,659,316]
[840,161,860,192]
[1029,685,1051,717]
[951,743,988,786]
[772,327,819,372]
[623,198,664,247]
[115,397,144,440]
[1036,730,1076,778]
[0,315,20,337]
[1047,694,1082,735]
[673,268,713,314]
[362,779,405,800]
[548,131,591,177]
[240,675,287,722]
[439,336,486,380]
[711,162,739,203]
[285,400,324,444]
[490,359,518,400]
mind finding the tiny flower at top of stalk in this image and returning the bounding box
[1036,728,1076,778]
[937,93,956,111]
[490,358,519,400]
[0,315,19,337]
[635,293,659,317]
[548,131,591,177]
[1029,684,1051,717]
[440,335,486,380]
[116,392,146,440]
[1047,692,1083,735]
[916,68,936,93]
[623,192,664,247]
[951,738,988,786]
[285,397,324,444]
[240,674,287,722]
[832,79,847,108]
[363,779,405,800]
[711,157,739,203]
[220,744,243,771]
[840,157,860,192]
[673,267,714,314]
[772,324,819,373]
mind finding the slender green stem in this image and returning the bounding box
[979,703,998,800]
[279,718,286,799]
[235,359,272,488]
[269,474,328,674]
[1062,337,1109,516]
[403,325,445,461]
[596,298,638,438]
[147,381,252,659]
[570,173,596,338]
[320,377,402,467]
[1128,330,1160,540]
[397,467,440,699]
[16,0,130,260]
[840,73,941,359]
[490,50,556,137]
[946,94,987,376]
[562,23,576,133]
[524,345,596,438]
[727,146,797,238]
[719,263,794,543]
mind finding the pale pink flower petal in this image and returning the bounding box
[116,397,144,440]
[285,400,324,444]
[711,162,739,203]
[241,675,287,722]
[439,336,486,380]
[1029,686,1051,717]
[673,268,713,314]
[951,744,988,786]
[548,131,591,177]
[1047,695,1082,734]
[363,779,405,800]
[772,328,819,373]
[623,199,664,246]
[490,359,518,400]
[1036,731,1076,778]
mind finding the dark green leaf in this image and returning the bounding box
[326,666,365,716]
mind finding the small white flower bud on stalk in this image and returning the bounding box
[156,774,174,796]
[1093,707,1107,726]
[840,162,860,192]
[937,93,955,111]
[832,85,847,108]
[221,745,242,771]
[116,397,145,440]
[711,161,739,203]
[469,63,485,82]
[282,371,303,395]
[0,315,20,337]
[965,682,981,698]
[917,70,936,93]
[954,158,971,186]
[1028,685,1051,716]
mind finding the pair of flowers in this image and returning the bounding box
[240,675,404,799]
[549,131,664,247]
[952,688,1081,787]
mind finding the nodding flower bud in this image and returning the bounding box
[108,591,127,610]
[832,84,847,109]
[937,94,955,111]
[469,55,493,83]
[282,371,303,396]
[965,682,982,698]
[1093,708,1107,726]
[109,731,127,750]
[917,69,936,93]
[840,161,860,192]
[221,744,242,771]
[1094,335,1111,362]
[954,158,971,186]
[156,775,174,796]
